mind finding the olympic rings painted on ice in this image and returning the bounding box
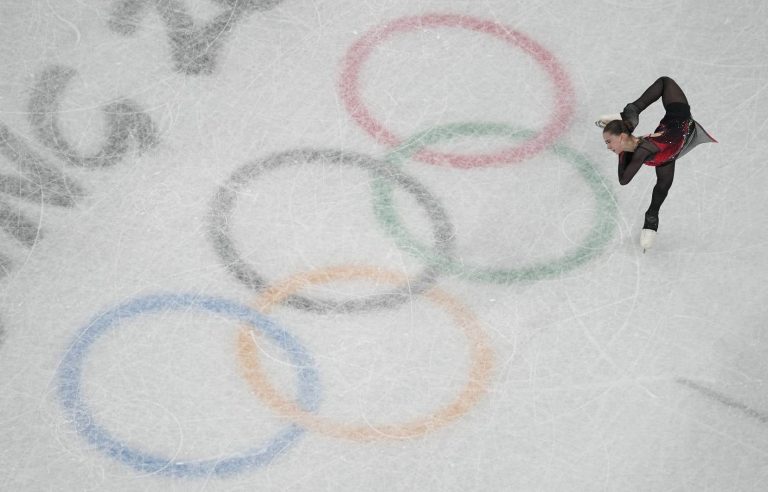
[54,11,595,479]
[339,13,575,168]
[236,265,495,442]
[56,293,321,478]
[373,123,618,283]
[207,148,456,313]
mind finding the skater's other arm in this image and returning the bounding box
[617,146,654,185]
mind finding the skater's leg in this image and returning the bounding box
[644,160,676,230]
[631,76,688,112]
[622,77,689,130]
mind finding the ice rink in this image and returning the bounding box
[1,0,767,490]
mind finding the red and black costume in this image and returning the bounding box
[615,77,716,231]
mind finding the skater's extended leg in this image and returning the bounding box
[622,76,689,130]
[632,76,688,111]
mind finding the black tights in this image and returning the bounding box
[631,76,688,112]
[644,160,675,230]
[631,77,687,230]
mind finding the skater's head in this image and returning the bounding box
[603,120,634,154]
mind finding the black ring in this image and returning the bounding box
[207,148,456,313]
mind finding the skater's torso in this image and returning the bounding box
[638,103,694,167]
[622,102,715,168]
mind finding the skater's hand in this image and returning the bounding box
[622,119,636,133]
[620,103,639,132]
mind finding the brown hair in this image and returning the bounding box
[603,119,631,136]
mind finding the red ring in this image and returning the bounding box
[339,13,575,168]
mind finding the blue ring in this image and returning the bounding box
[56,293,321,478]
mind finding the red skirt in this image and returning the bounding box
[642,106,717,167]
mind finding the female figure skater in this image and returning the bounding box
[595,76,717,251]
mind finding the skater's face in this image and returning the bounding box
[603,131,626,154]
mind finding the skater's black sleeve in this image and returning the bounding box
[618,140,658,185]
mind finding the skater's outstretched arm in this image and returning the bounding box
[622,76,689,131]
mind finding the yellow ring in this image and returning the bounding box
[237,265,495,441]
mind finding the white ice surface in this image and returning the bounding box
[1,0,768,490]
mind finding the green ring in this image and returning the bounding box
[372,122,618,284]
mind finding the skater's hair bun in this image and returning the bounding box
[603,119,632,136]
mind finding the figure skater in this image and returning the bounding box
[595,76,717,252]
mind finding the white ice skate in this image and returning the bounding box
[594,113,622,128]
[640,229,656,253]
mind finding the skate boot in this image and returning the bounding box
[640,229,656,253]
[594,113,622,128]
[641,212,658,253]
